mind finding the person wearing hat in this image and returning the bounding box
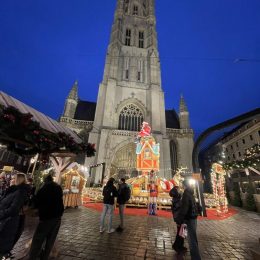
[100,178,118,234]
[175,179,201,260]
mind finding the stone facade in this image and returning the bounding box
[60,0,194,183]
[200,116,260,194]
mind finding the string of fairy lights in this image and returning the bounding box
[223,144,260,170]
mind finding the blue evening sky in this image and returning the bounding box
[0,0,259,136]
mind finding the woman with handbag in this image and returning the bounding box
[169,184,187,254]
[0,173,29,260]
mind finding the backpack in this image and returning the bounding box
[119,184,131,204]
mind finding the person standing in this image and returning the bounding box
[169,185,187,254]
[28,174,64,260]
[100,178,118,234]
[0,173,29,259]
[116,178,130,232]
[175,180,201,260]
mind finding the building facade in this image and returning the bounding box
[200,116,260,193]
[222,117,260,193]
[60,0,194,182]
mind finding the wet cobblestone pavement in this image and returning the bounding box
[13,207,260,260]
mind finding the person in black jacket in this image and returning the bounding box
[116,178,130,232]
[28,174,64,260]
[0,173,29,259]
[175,180,201,260]
[169,185,187,254]
[100,178,118,234]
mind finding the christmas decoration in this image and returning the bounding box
[223,144,260,171]
[135,122,161,215]
[62,167,86,208]
[0,105,96,157]
[211,163,228,216]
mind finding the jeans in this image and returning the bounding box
[100,204,114,231]
[119,204,125,228]
[186,219,201,260]
[29,218,61,260]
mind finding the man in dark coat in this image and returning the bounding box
[116,178,130,232]
[175,180,201,260]
[100,178,118,234]
[169,185,186,253]
[0,174,29,259]
[29,174,64,260]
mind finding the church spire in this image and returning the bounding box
[68,80,78,100]
[179,94,188,113]
[179,95,190,129]
[62,80,79,118]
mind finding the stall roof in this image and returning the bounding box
[0,91,82,143]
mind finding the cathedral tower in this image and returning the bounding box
[61,0,194,183]
[87,0,173,182]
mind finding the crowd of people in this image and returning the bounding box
[100,177,202,260]
[0,173,64,260]
[1,172,201,260]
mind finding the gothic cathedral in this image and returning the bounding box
[60,0,194,182]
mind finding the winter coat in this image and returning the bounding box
[34,181,64,221]
[169,187,182,221]
[0,184,29,254]
[175,187,198,225]
[117,183,129,205]
[102,184,118,205]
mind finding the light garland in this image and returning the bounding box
[211,163,228,215]
[223,144,260,170]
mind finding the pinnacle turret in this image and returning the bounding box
[179,95,190,129]
[68,80,78,100]
[179,94,188,113]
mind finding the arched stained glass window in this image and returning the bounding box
[118,104,144,131]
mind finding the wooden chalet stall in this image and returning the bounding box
[62,166,86,208]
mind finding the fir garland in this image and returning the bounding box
[0,105,96,157]
[223,144,260,170]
